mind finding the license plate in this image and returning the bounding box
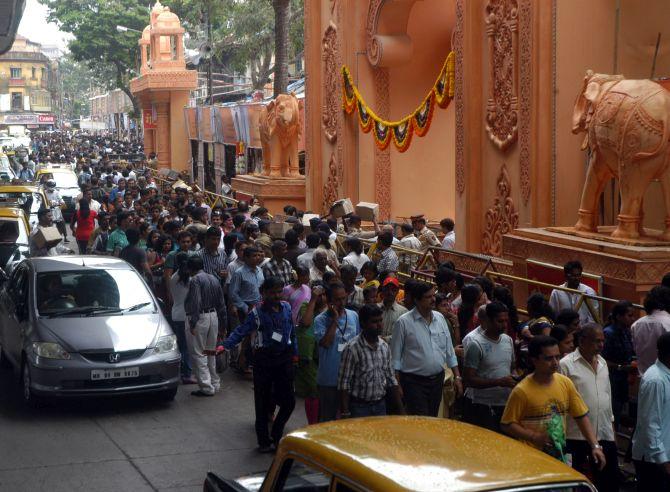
[91,367,139,380]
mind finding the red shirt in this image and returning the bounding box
[74,209,97,241]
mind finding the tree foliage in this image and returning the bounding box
[39,0,149,116]
[167,0,304,91]
[58,56,95,119]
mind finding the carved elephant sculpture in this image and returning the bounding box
[258,93,301,178]
[572,70,670,240]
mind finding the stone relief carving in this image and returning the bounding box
[485,0,519,151]
[518,0,532,203]
[482,163,519,256]
[374,67,392,218]
[322,152,340,212]
[366,0,421,68]
[454,0,465,195]
[322,23,339,144]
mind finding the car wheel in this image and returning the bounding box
[158,387,178,402]
[21,359,42,408]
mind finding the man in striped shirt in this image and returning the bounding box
[338,304,404,418]
[198,226,228,282]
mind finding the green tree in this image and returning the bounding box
[167,0,303,94]
[59,56,94,119]
[39,0,149,116]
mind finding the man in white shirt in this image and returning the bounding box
[549,260,599,325]
[440,218,456,249]
[560,323,618,491]
[632,285,670,375]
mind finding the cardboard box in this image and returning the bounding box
[268,221,293,238]
[301,214,320,227]
[356,202,379,222]
[331,198,354,218]
[32,226,61,250]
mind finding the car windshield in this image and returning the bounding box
[0,217,28,244]
[0,192,43,215]
[36,269,156,316]
[52,172,79,189]
[0,155,9,167]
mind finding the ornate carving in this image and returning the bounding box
[485,0,519,151]
[454,0,465,195]
[374,67,392,218]
[366,0,421,67]
[322,152,339,212]
[482,163,519,257]
[518,0,531,203]
[322,23,339,144]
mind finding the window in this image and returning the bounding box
[11,92,22,110]
[31,67,36,79]
[274,458,331,491]
[10,67,21,78]
[41,67,46,82]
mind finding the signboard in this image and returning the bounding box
[0,113,55,125]
[142,109,156,129]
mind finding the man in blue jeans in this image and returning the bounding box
[338,304,405,418]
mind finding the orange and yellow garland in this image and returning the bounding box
[342,51,455,152]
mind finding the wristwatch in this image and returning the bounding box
[591,443,603,450]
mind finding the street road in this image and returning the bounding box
[0,368,307,492]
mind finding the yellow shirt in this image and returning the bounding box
[501,373,589,450]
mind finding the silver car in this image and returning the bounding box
[0,256,180,406]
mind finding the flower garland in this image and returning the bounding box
[342,51,455,152]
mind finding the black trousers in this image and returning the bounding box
[566,439,619,492]
[634,459,670,492]
[252,350,295,447]
[463,399,505,434]
[399,370,444,417]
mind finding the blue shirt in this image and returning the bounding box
[313,309,360,387]
[633,360,670,463]
[391,308,458,376]
[229,264,264,312]
[223,301,297,356]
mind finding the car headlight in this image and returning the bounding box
[154,334,178,354]
[32,342,71,360]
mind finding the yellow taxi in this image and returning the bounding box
[0,183,48,230]
[204,417,594,492]
[0,206,30,274]
[35,165,81,219]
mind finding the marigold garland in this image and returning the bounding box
[342,51,455,152]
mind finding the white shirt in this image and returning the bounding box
[225,258,244,286]
[342,252,371,274]
[549,282,599,325]
[632,310,670,375]
[441,231,456,249]
[168,273,189,322]
[560,349,615,442]
[297,248,316,270]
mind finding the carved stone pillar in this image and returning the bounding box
[155,101,170,170]
[374,68,391,219]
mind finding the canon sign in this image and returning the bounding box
[0,113,55,125]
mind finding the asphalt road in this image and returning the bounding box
[0,368,307,492]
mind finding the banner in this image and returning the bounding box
[142,109,156,129]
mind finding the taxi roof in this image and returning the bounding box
[279,417,589,492]
[0,207,27,219]
[37,166,75,174]
[28,256,134,273]
[0,183,42,193]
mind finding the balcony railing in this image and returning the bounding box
[8,77,25,87]
[0,51,49,62]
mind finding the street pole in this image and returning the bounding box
[206,0,213,105]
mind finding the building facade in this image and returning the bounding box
[88,88,134,135]
[0,35,58,133]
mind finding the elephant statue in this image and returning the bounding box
[572,70,670,240]
[258,93,302,178]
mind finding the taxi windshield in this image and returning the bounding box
[0,191,43,215]
[51,172,79,189]
[0,217,28,244]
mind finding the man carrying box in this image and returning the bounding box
[29,208,72,257]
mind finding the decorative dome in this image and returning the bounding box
[141,25,151,43]
[155,9,181,30]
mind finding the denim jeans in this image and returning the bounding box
[350,399,386,418]
[171,320,192,377]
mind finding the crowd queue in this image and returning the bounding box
[21,132,670,491]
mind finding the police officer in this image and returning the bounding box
[223,276,297,453]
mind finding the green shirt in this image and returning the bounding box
[164,249,196,270]
[106,228,128,254]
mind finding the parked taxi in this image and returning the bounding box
[0,206,30,274]
[0,183,48,230]
[35,165,80,219]
[204,417,595,492]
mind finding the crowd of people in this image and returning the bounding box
[20,132,670,491]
